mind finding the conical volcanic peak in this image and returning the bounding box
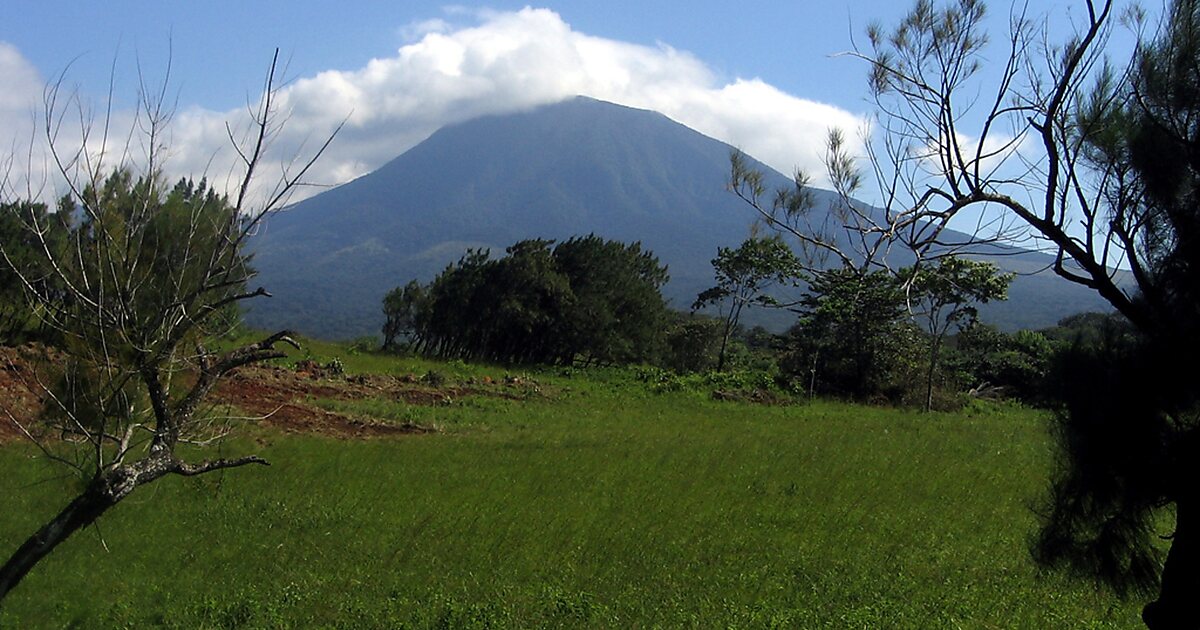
[247,96,1111,339]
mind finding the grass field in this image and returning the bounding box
[0,344,1145,628]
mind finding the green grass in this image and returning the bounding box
[0,350,1144,628]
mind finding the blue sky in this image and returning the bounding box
[0,1,1145,205]
[2,1,913,111]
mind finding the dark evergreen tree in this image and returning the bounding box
[0,199,74,344]
[552,235,669,365]
[381,280,426,351]
[848,0,1200,622]
[1030,2,1200,624]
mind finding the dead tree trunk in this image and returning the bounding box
[0,479,115,601]
[0,451,268,602]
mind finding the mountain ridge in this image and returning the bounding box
[246,96,1113,339]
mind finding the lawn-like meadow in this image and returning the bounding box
[0,345,1144,628]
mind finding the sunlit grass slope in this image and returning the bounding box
[0,345,1141,628]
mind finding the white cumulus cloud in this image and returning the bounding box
[2,9,867,206]
[0,42,47,198]
[0,43,42,112]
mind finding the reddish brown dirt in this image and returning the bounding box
[0,344,63,443]
[212,366,446,438]
[0,345,540,442]
[212,365,541,437]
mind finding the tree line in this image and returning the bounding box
[381,235,670,366]
[379,229,1025,411]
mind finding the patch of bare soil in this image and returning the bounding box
[212,366,435,438]
[0,344,541,442]
[0,344,62,443]
[211,365,541,438]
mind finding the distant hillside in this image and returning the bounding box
[246,96,1113,339]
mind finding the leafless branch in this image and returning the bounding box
[0,47,340,601]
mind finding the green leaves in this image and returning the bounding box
[694,235,803,371]
[906,256,1013,333]
[787,267,914,400]
[386,235,670,366]
[694,236,803,311]
[0,200,68,343]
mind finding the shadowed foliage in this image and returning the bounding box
[385,235,669,366]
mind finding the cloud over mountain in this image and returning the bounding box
[2,8,865,203]
[0,42,45,197]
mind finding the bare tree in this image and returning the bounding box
[728,130,894,275]
[733,0,1199,624]
[728,125,1019,281]
[726,0,1133,294]
[0,49,340,602]
[841,0,1197,626]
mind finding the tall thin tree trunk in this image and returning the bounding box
[808,350,819,403]
[0,480,117,601]
[717,303,740,372]
[925,334,941,413]
[716,329,730,372]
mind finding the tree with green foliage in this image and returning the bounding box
[1041,312,1133,347]
[0,51,339,602]
[381,280,426,351]
[859,0,1200,624]
[487,238,576,364]
[0,197,75,344]
[694,235,803,371]
[0,202,45,343]
[420,248,492,359]
[787,267,913,401]
[905,257,1013,411]
[388,235,669,366]
[953,323,1056,403]
[659,312,724,373]
[552,235,669,366]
